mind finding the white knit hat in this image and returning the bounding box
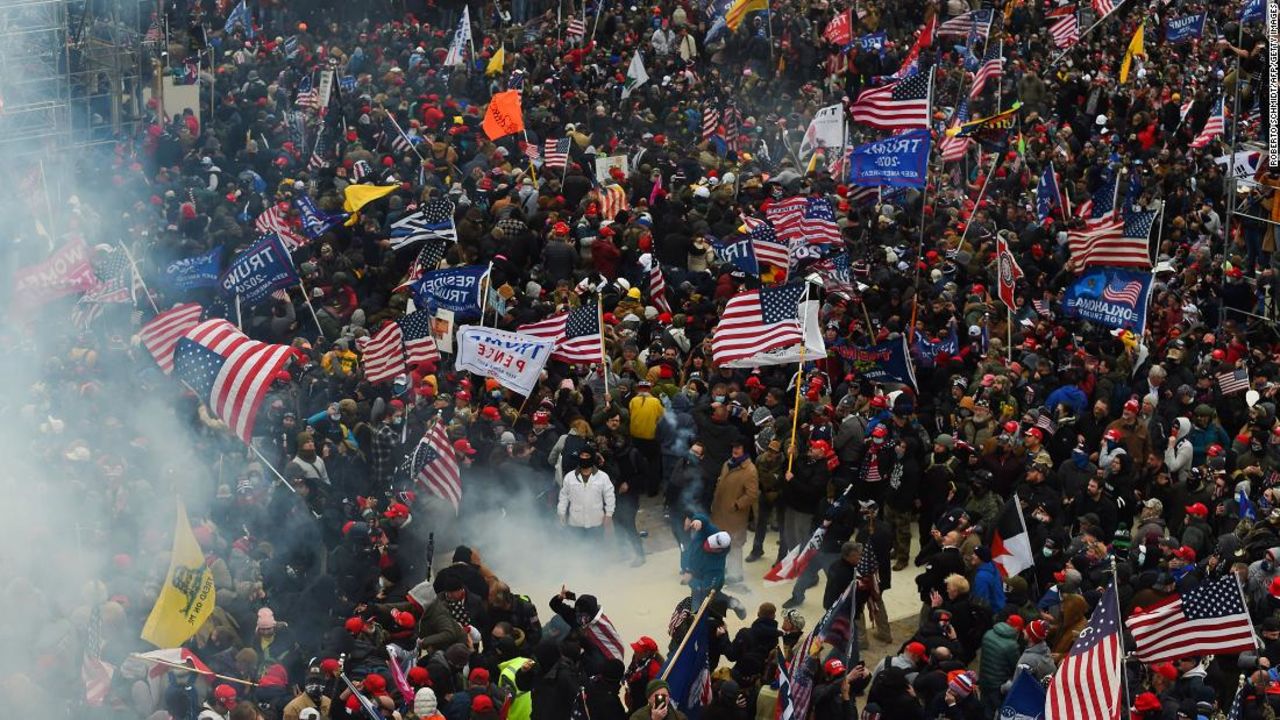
[414,687,438,716]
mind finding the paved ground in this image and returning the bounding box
[473,494,929,670]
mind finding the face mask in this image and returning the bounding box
[392,416,403,426]
[305,683,323,699]
[329,413,341,422]
[1042,547,1055,557]
[714,395,726,403]
[578,458,594,469]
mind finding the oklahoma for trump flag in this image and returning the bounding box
[141,500,216,647]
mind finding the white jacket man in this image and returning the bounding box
[558,448,616,532]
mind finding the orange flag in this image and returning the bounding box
[482,90,524,140]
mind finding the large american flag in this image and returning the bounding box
[1191,96,1225,149]
[359,310,441,383]
[850,69,932,131]
[1049,12,1080,48]
[701,106,721,141]
[936,8,993,38]
[544,138,571,168]
[518,303,603,364]
[581,610,625,661]
[648,260,671,314]
[710,283,806,366]
[409,420,461,512]
[295,75,319,110]
[1067,210,1153,269]
[1125,575,1256,662]
[255,203,307,250]
[600,184,629,221]
[1045,579,1122,720]
[969,40,1004,99]
[779,197,842,245]
[173,319,297,444]
[1092,0,1116,18]
[140,303,204,374]
[1217,368,1251,395]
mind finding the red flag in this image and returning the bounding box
[822,10,852,46]
[996,234,1023,310]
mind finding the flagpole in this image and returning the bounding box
[907,66,937,344]
[130,655,260,686]
[1050,0,1125,65]
[1233,571,1264,651]
[38,159,56,249]
[235,293,243,329]
[522,130,539,184]
[387,110,430,168]
[116,240,161,314]
[597,295,609,400]
[589,0,603,43]
[660,590,717,681]
[957,149,1002,250]
[1222,17,1247,266]
[294,271,324,332]
[479,261,493,327]
[1110,558,1132,712]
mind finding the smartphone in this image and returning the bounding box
[655,695,668,710]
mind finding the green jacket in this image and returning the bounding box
[978,621,1022,692]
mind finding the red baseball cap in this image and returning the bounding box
[1173,545,1197,562]
[453,439,477,455]
[630,636,659,654]
[1184,502,1208,518]
[824,658,846,677]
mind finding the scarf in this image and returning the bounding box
[727,454,748,469]
[445,597,470,628]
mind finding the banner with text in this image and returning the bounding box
[455,326,555,396]
[849,129,931,188]
[1062,267,1152,334]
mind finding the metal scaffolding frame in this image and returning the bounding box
[0,0,72,158]
[67,0,154,148]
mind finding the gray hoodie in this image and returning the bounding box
[1165,417,1193,481]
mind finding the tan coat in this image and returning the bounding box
[711,459,760,543]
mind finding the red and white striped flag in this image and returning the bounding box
[849,68,932,131]
[135,648,213,679]
[581,611,626,661]
[764,527,825,582]
[969,40,1004,100]
[173,319,298,444]
[710,284,806,366]
[410,421,462,512]
[140,303,204,374]
[566,17,586,42]
[1190,97,1225,149]
[600,184,629,221]
[1092,0,1116,18]
[359,321,409,384]
[1216,368,1250,395]
[701,107,721,141]
[544,137,571,168]
[1125,575,1256,663]
[519,304,603,364]
[255,203,307,250]
[522,141,540,162]
[1049,14,1080,47]
[1045,579,1122,720]
[648,260,671,314]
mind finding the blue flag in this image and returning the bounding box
[224,0,254,38]
[411,265,487,318]
[1242,0,1264,23]
[1062,267,1153,334]
[849,129,931,188]
[855,32,886,52]
[164,246,223,292]
[912,325,959,368]
[1000,669,1046,720]
[1165,13,1205,43]
[294,194,346,239]
[219,234,299,306]
[1239,489,1258,522]
[1036,164,1061,223]
[339,75,357,92]
[833,336,918,390]
[661,608,712,719]
[711,235,759,276]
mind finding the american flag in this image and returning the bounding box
[1068,210,1153,269]
[648,260,671,314]
[71,298,105,330]
[409,420,462,512]
[787,197,842,245]
[1044,579,1122,720]
[143,16,164,47]
[600,184,629,221]
[566,17,586,42]
[522,141,540,162]
[1032,299,1053,318]
[255,203,306,250]
[775,642,795,720]
[1101,279,1144,305]
[1226,680,1246,720]
[1092,0,1116,18]
[390,199,458,250]
[1035,412,1058,435]
[518,303,603,364]
[969,40,1004,99]
[849,68,932,131]
[87,248,140,304]
[1217,368,1251,395]
[295,75,319,110]
[711,283,806,366]
[936,8,993,38]
[173,319,297,444]
[544,138,571,168]
[359,311,441,383]
[140,303,204,374]
[940,98,972,162]
[581,611,626,661]
[765,197,806,229]
[1191,97,1225,149]
[1050,13,1080,47]
[351,159,372,183]
[723,104,742,152]
[814,252,855,297]
[747,222,790,272]
[82,603,114,706]
[781,580,854,718]
[1125,574,1256,662]
[383,117,413,154]
[1076,173,1118,224]
[398,240,450,292]
[702,106,721,141]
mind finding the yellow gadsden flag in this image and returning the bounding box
[1120,22,1144,84]
[141,501,215,648]
[342,184,399,227]
[486,46,506,77]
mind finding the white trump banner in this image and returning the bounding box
[455,326,555,396]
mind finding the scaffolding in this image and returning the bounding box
[67,0,154,149]
[0,0,72,158]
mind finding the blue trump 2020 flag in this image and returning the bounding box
[219,234,298,306]
[164,246,222,292]
[1036,164,1061,223]
[834,335,918,390]
[712,235,758,276]
[1062,267,1153,334]
[1000,669,1046,720]
[849,129,930,188]
[662,607,712,719]
[1165,13,1205,43]
[294,194,346,239]
[1242,0,1264,23]
[913,324,959,368]
[411,265,487,318]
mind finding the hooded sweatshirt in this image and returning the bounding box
[1165,418,1193,481]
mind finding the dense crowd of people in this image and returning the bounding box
[6,0,1280,718]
